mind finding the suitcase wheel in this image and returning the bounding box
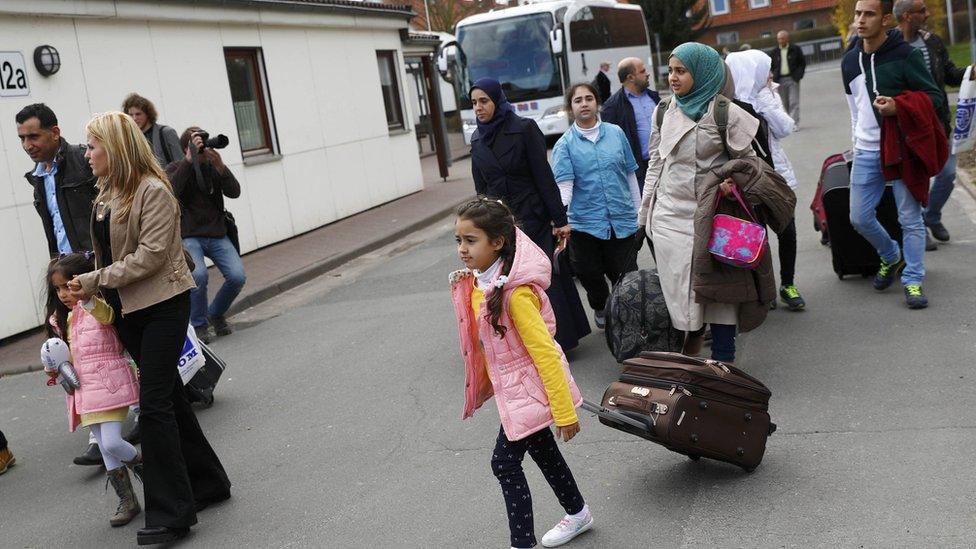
[687,454,701,461]
[742,466,756,473]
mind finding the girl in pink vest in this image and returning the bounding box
[43,252,142,527]
[450,198,593,549]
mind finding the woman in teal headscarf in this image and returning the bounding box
[636,42,760,364]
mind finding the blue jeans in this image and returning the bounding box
[923,153,957,226]
[849,148,926,286]
[183,236,246,328]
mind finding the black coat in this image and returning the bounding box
[593,71,612,103]
[601,87,661,170]
[24,138,97,257]
[770,44,806,82]
[918,30,965,136]
[471,114,568,238]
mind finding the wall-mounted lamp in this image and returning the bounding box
[33,45,60,77]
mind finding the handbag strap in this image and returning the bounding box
[713,183,759,224]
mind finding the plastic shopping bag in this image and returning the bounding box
[178,324,206,384]
[953,66,976,154]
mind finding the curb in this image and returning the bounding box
[956,166,976,201]
[0,195,472,377]
[223,197,471,318]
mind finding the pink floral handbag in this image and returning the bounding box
[707,185,767,269]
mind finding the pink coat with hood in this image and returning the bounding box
[53,304,140,432]
[450,227,582,441]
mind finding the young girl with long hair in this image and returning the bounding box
[450,198,593,548]
[44,252,142,526]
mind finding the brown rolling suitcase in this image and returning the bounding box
[583,352,776,472]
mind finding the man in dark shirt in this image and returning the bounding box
[17,103,111,466]
[168,127,245,343]
[593,62,612,103]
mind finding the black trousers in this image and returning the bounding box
[775,219,797,286]
[492,425,585,549]
[568,229,638,311]
[0,429,6,450]
[113,291,230,529]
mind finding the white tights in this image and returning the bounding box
[89,421,137,471]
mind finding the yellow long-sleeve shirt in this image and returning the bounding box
[472,285,578,427]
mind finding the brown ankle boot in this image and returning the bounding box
[106,467,141,527]
[683,334,704,356]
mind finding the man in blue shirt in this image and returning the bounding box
[601,57,661,188]
[18,104,97,257]
[17,104,101,466]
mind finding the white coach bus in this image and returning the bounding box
[442,0,653,143]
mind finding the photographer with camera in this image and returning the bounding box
[167,127,245,343]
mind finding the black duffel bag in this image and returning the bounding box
[604,269,683,362]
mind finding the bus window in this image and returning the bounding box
[569,7,648,51]
[457,14,562,102]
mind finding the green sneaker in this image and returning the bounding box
[873,256,905,291]
[779,285,806,311]
[904,284,928,309]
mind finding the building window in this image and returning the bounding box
[760,31,773,39]
[716,31,739,45]
[794,18,815,30]
[749,0,770,8]
[709,0,730,15]
[376,50,406,131]
[224,48,277,156]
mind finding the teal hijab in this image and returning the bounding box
[670,42,726,122]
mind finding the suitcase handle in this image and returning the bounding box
[581,400,654,434]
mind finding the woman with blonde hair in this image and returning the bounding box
[68,111,230,546]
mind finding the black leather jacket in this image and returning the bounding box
[24,138,97,256]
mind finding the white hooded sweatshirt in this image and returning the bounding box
[725,50,799,189]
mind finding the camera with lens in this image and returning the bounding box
[195,131,229,151]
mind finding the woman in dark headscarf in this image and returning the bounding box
[469,77,590,350]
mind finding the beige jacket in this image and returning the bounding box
[77,177,195,314]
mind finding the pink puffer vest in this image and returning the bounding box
[450,228,582,441]
[65,304,139,432]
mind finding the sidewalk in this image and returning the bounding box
[0,153,475,376]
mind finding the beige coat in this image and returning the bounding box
[638,98,758,331]
[77,177,195,314]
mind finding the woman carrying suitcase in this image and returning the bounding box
[469,77,590,350]
[638,43,764,364]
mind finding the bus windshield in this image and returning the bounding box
[457,13,561,103]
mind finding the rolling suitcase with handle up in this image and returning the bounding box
[583,352,775,472]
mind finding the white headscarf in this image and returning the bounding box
[724,50,773,106]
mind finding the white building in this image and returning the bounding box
[0,0,429,340]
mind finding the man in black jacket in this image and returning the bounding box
[17,104,97,257]
[168,127,245,344]
[17,104,108,466]
[894,0,972,244]
[601,57,661,187]
[592,62,612,103]
[771,31,806,128]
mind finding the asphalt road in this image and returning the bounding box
[3,67,976,548]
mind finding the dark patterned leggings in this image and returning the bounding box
[491,425,585,548]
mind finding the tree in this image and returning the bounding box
[407,0,498,33]
[833,0,947,42]
[633,0,710,52]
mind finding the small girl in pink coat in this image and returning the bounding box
[43,252,142,527]
[450,198,593,549]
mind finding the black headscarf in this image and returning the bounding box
[470,77,514,145]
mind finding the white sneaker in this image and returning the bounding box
[540,506,593,547]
